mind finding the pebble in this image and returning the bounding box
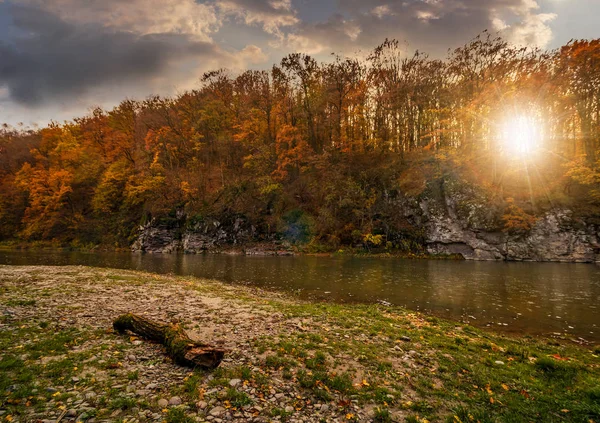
[284,406,294,413]
[400,335,412,342]
[168,396,182,406]
[146,383,158,390]
[66,409,77,417]
[228,378,241,387]
[210,406,225,417]
[196,401,208,409]
[495,360,505,365]
[157,399,168,408]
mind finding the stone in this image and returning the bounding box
[494,360,505,365]
[400,335,411,342]
[210,406,225,417]
[157,398,169,408]
[66,409,77,417]
[168,396,182,406]
[228,378,241,387]
[284,406,294,413]
[196,401,208,410]
[146,383,158,390]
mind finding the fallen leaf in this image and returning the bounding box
[552,354,568,361]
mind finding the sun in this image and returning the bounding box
[499,115,543,157]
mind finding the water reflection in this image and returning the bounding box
[1,251,598,341]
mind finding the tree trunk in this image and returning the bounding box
[113,313,225,369]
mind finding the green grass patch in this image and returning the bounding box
[223,388,253,408]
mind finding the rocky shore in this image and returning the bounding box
[1,266,599,423]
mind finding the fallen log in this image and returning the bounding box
[113,313,225,369]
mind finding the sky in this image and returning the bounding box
[0,0,598,126]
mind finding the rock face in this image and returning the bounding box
[425,208,600,262]
[131,216,259,254]
[132,181,600,262]
[415,180,600,262]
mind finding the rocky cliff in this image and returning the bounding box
[413,179,600,262]
[131,215,293,255]
[424,208,600,262]
[132,180,600,262]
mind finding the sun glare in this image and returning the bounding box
[500,115,543,157]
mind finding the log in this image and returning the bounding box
[113,313,225,369]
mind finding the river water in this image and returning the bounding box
[1,250,599,342]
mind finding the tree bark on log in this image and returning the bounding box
[113,313,225,369]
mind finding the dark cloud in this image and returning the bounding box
[0,3,224,106]
[287,0,555,57]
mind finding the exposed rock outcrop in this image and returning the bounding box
[131,215,286,255]
[416,179,600,262]
[425,209,600,262]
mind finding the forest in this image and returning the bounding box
[1,33,599,251]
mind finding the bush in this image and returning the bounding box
[502,198,536,235]
[279,209,314,244]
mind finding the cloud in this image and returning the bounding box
[217,0,298,37]
[0,1,268,108]
[490,0,556,48]
[13,0,220,41]
[285,0,557,57]
[238,44,269,65]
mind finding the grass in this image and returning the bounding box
[223,388,253,408]
[165,407,195,423]
[373,407,393,422]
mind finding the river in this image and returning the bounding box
[1,250,599,342]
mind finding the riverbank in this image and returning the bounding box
[1,266,599,423]
[0,240,464,260]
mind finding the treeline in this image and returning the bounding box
[1,34,600,249]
